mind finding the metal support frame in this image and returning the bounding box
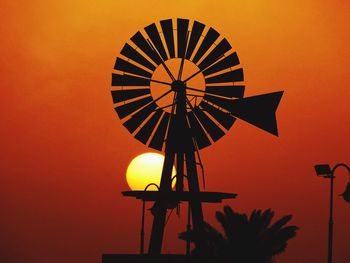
[148,81,205,254]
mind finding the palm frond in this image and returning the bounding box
[178,205,298,263]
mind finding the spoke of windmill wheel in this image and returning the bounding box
[112,73,171,87]
[186,99,212,147]
[147,39,176,81]
[171,92,177,114]
[186,86,205,93]
[116,88,171,122]
[199,101,236,130]
[150,79,172,86]
[183,68,203,83]
[166,92,177,136]
[115,96,153,119]
[155,103,176,111]
[187,99,225,142]
[131,31,162,66]
[145,23,168,61]
[135,110,163,144]
[197,38,232,70]
[149,112,170,150]
[152,89,173,104]
[183,52,240,83]
[123,102,157,133]
[183,53,232,83]
[186,85,245,99]
[187,94,204,98]
[178,31,189,80]
[188,96,196,104]
[152,92,176,151]
[178,51,185,80]
[203,94,232,112]
[151,92,177,151]
[202,52,240,77]
[186,99,212,149]
[185,97,195,111]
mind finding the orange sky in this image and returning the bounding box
[1,1,350,262]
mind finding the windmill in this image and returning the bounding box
[110,18,283,255]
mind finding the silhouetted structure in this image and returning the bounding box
[179,206,298,263]
[105,18,283,260]
[314,163,350,263]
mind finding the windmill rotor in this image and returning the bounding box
[112,18,282,152]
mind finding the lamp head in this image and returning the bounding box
[314,164,332,177]
[340,182,350,203]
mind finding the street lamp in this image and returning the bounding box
[314,163,350,263]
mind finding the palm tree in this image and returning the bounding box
[179,206,298,263]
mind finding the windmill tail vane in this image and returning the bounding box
[110,18,283,255]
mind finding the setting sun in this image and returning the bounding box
[126,152,176,191]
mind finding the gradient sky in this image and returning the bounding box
[1,1,350,262]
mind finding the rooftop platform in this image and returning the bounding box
[102,254,231,263]
[122,191,237,203]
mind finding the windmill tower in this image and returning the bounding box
[109,18,283,255]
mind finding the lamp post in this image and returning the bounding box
[314,163,350,263]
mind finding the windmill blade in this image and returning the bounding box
[112,73,150,86]
[192,27,220,64]
[111,88,151,103]
[202,52,240,77]
[188,111,212,149]
[205,85,245,99]
[198,38,232,70]
[145,23,168,61]
[205,68,244,84]
[123,102,158,133]
[114,57,152,78]
[199,101,236,130]
[135,110,163,144]
[177,18,189,58]
[230,91,284,136]
[204,94,233,112]
[115,96,153,119]
[130,31,162,65]
[149,112,170,150]
[185,21,205,60]
[120,43,156,71]
[160,19,175,58]
[193,107,225,142]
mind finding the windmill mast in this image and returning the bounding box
[148,80,204,253]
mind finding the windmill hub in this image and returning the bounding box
[171,80,186,92]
